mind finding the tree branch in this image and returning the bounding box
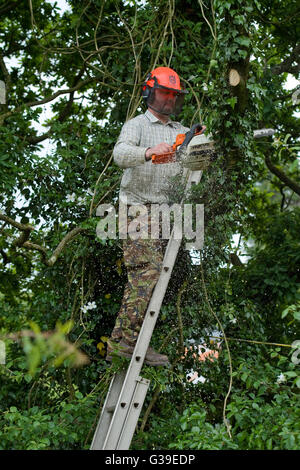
[0,213,35,233]
[22,240,49,264]
[1,249,9,265]
[47,227,87,266]
[26,130,52,145]
[279,185,286,212]
[58,66,85,123]
[270,43,300,75]
[0,49,11,97]
[274,86,300,102]
[230,253,243,266]
[265,154,300,196]
[0,1,18,16]
[0,74,102,121]
[26,67,85,144]
[0,213,87,266]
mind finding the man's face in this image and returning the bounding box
[151,88,178,115]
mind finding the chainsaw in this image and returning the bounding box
[151,124,276,171]
[151,123,217,171]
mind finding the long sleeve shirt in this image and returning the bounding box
[113,110,189,205]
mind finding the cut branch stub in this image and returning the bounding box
[229,69,243,87]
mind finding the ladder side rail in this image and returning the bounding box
[90,370,126,450]
[117,377,150,450]
[102,232,182,449]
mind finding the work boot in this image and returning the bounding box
[106,339,169,367]
[145,346,170,367]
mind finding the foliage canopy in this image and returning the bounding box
[0,0,299,450]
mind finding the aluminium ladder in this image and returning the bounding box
[90,167,203,450]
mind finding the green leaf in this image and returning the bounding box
[241,372,248,382]
[24,373,32,383]
[181,421,188,431]
[281,307,290,318]
[191,426,200,433]
[235,36,251,47]
[226,97,238,109]
[284,371,297,378]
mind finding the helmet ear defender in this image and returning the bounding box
[142,73,152,100]
[142,74,161,100]
[142,85,150,100]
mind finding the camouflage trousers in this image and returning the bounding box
[111,205,167,347]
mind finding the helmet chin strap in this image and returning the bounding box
[147,103,172,116]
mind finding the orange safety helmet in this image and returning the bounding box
[142,66,188,115]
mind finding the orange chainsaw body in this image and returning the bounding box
[151,133,186,164]
[151,126,205,164]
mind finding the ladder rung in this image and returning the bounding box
[106,398,142,414]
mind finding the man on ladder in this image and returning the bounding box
[106,67,197,367]
[93,68,273,450]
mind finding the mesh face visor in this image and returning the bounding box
[146,82,188,117]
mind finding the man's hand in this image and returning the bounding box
[145,143,173,161]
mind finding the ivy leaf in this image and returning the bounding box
[226,97,238,109]
[235,36,251,47]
